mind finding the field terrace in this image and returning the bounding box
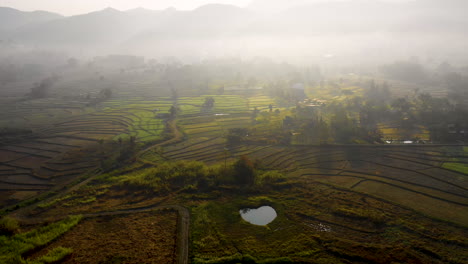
[0,96,173,207]
[163,104,468,225]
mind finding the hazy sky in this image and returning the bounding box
[0,0,412,16]
[0,0,251,15]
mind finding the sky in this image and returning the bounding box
[0,0,412,16]
[0,0,252,16]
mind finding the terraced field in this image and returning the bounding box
[377,122,430,141]
[137,94,468,227]
[163,132,468,225]
[0,96,175,207]
[190,181,468,264]
[64,93,465,229]
[2,91,467,263]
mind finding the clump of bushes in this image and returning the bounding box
[117,160,217,193]
[256,171,285,187]
[0,216,19,236]
[115,156,286,193]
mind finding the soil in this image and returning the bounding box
[30,211,178,264]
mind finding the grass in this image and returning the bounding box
[31,246,73,264]
[190,193,346,263]
[0,215,81,264]
[37,194,74,209]
[442,162,468,175]
[99,99,171,143]
[186,176,468,263]
[353,180,468,226]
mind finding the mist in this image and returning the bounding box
[1,0,468,66]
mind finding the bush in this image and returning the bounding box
[115,157,269,192]
[257,171,285,187]
[0,216,19,236]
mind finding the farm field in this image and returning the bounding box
[2,91,468,264]
[188,184,468,264]
[0,96,173,208]
[161,136,468,225]
[30,210,178,264]
[21,143,468,263]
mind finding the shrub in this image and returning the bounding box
[0,216,19,236]
[257,171,285,187]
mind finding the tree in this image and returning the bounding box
[282,116,294,128]
[252,107,259,118]
[218,86,225,95]
[170,87,178,100]
[233,155,256,186]
[391,97,411,113]
[169,105,179,117]
[330,108,354,143]
[445,72,468,104]
[203,97,215,108]
[101,88,112,99]
[226,128,249,145]
[30,76,58,99]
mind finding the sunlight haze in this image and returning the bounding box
[0,0,414,16]
[0,0,251,15]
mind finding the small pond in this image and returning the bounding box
[239,206,277,226]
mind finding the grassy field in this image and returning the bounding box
[188,183,468,263]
